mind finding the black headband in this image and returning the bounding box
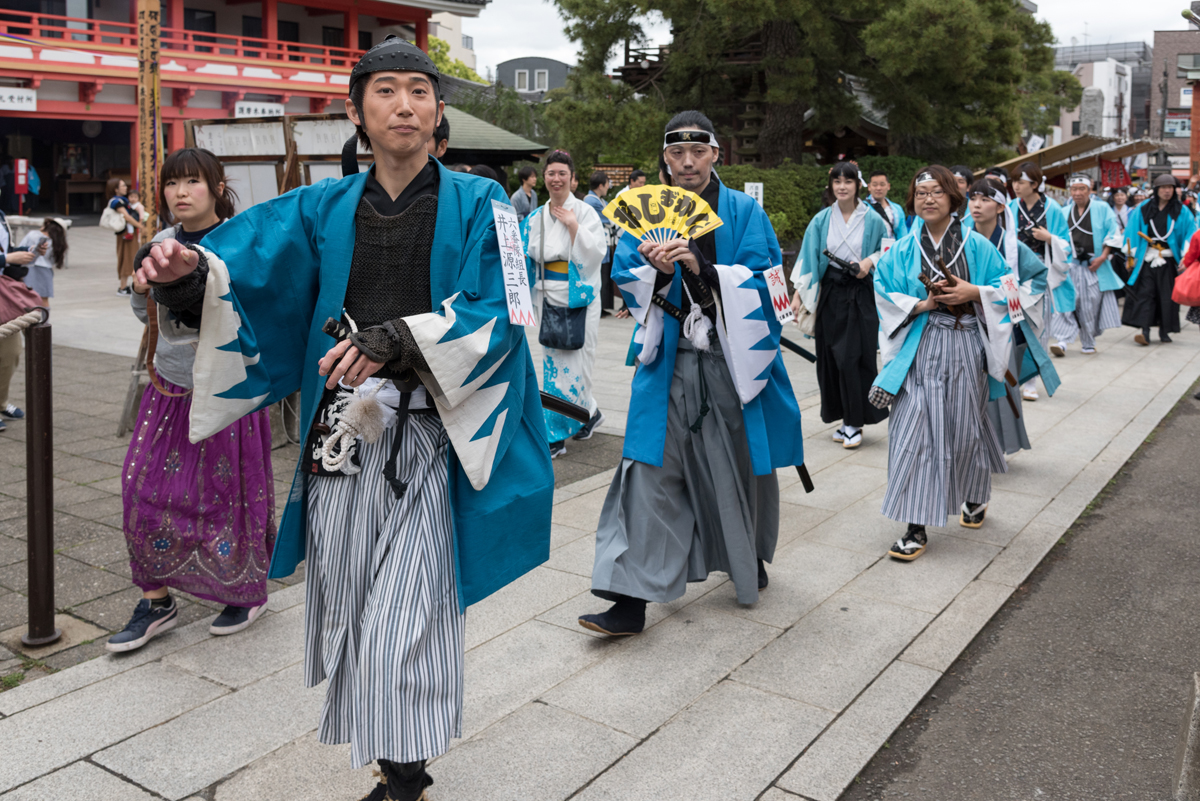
[663,129,719,149]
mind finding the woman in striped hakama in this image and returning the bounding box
[870,166,1013,561]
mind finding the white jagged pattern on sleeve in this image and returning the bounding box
[713,263,775,405]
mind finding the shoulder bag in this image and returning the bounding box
[536,207,586,350]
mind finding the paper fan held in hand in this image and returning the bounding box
[602,185,723,244]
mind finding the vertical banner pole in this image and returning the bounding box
[137,0,162,245]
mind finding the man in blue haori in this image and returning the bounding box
[135,37,552,801]
[577,111,807,637]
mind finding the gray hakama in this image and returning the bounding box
[985,343,1031,455]
[881,313,1008,527]
[304,413,464,768]
[591,339,779,605]
[1050,262,1120,348]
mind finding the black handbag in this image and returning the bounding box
[534,208,586,350]
[538,300,586,350]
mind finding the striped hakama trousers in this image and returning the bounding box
[304,413,464,768]
[1051,262,1120,349]
[881,314,1008,527]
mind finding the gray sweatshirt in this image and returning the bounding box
[130,226,195,390]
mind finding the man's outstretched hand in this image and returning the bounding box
[135,238,200,285]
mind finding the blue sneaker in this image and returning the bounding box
[105,598,178,653]
[209,601,267,635]
[0,404,22,420]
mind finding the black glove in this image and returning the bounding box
[348,319,428,374]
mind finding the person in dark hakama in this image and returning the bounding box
[578,111,807,636]
[791,162,888,449]
[870,167,1013,561]
[1123,175,1198,345]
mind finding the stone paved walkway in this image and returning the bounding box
[0,226,1197,801]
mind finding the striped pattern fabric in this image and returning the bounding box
[1051,262,1120,348]
[881,314,1008,527]
[303,414,464,768]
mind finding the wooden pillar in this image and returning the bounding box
[169,120,186,153]
[263,0,278,58]
[344,10,358,52]
[165,0,183,29]
[414,12,428,53]
[129,119,139,189]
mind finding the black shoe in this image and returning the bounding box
[0,404,23,420]
[0,419,6,433]
[888,525,927,561]
[549,440,567,459]
[366,760,432,801]
[960,501,987,529]
[1160,333,1173,343]
[757,559,769,590]
[572,409,605,441]
[106,597,178,652]
[209,601,267,635]
[579,597,646,636]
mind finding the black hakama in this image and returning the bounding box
[814,269,888,428]
[1122,257,1181,335]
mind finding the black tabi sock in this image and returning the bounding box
[379,759,431,801]
[149,595,172,609]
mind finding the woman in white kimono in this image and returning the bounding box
[522,150,607,457]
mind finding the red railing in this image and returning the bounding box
[0,10,365,70]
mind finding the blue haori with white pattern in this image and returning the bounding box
[156,159,554,610]
[1125,201,1198,286]
[872,226,1015,402]
[612,178,805,475]
[1010,196,1076,315]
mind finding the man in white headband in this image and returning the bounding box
[1048,174,1121,355]
[578,110,809,635]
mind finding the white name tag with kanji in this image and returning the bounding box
[1000,273,1024,324]
[764,264,794,324]
[491,200,537,327]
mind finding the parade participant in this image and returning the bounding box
[1124,175,1198,345]
[792,162,888,449]
[949,165,974,213]
[582,170,618,317]
[965,178,1060,452]
[427,112,448,159]
[1049,175,1121,356]
[522,150,607,455]
[866,170,908,241]
[1011,163,1073,365]
[578,110,806,635]
[870,166,1012,559]
[1108,186,1133,294]
[135,37,554,801]
[108,147,277,653]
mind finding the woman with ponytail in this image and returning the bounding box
[108,147,276,653]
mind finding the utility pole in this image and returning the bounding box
[137,0,161,244]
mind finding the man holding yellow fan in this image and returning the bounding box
[579,111,809,636]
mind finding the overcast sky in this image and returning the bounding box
[465,0,1190,80]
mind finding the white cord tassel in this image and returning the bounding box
[1145,247,1167,268]
[321,381,387,472]
[680,279,712,351]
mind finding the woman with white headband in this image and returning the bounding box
[1010,162,1073,394]
[869,165,1013,561]
[964,177,1061,453]
[1048,174,1122,355]
[1123,174,1198,344]
[791,162,889,450]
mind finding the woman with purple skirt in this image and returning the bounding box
[107,148,276,653]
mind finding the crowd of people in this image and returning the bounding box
[3,32,1199,801]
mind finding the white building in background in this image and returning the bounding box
[1056,57,1136,141]
[431,12,476,70]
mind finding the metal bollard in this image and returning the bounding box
[22,319,60,647]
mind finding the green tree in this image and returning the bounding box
[428,37,488,85]
[453,82,546,142]
[542,71,669,170]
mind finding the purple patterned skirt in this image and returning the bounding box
[122,379,277,607]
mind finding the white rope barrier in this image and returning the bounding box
[0,310,46,341]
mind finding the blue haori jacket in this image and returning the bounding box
[612,179,805,477]
[791,204,888,318]
[1125,202,1198,286]
[157,159,554,610]
[1065,199,1124,292]
[872,227,1015,402]
[961,214,1061,396]
[1010,197,1076,315]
